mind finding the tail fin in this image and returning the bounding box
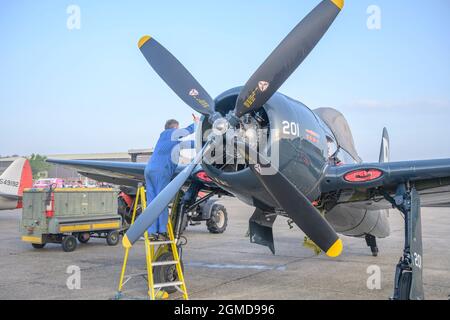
[379,127,390,163]
[0,158,33,198]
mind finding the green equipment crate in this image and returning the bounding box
[21,188,122,252]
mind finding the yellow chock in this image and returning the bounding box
[303,236,322,256]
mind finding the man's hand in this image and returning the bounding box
[192,113,200,123]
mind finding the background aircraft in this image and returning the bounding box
[0,158,33,210]
[48,0,450,299]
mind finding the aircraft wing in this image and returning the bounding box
[47,159,193,187]
[321,158,450,210]
[47,159,148,186]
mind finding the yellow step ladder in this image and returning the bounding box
[116,185,188,300]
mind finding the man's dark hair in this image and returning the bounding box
[165,119,179,130]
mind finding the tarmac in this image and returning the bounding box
[0,197,449,300]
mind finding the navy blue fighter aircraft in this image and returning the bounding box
[48,0,450,300]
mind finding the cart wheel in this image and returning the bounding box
[62,235,77,252]
[153,251,184,294]
[77,232,90,244]
[206,204,228,234]
[32,243,46,249]
[106,230,120,246]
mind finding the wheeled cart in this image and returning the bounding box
[21,188,122,252]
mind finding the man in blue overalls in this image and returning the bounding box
[144,116,198,238]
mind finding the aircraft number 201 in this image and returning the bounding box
[282,121,300,137]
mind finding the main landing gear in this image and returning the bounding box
[383,184,424,300]
[247,183,425,300]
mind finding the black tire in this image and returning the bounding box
[206,204,228,234]
[178,212,189,234]
[77,232,90,244]
[32,243,46,249]
[398,271,412,300]
[153,251,184,294]
[62,235,77,252]
[106,230,120,246]
[171,190,187,235]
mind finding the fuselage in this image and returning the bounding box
[199,87,340,209]
[197,87,390,238]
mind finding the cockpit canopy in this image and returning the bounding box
[313,107,362,163]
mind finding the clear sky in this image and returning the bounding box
[1,0,449,162]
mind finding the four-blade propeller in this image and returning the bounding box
[125,0,345,257]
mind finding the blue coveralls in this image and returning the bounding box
[144,124,195,234]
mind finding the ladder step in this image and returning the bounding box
[152,260,178,266]
[154,281,183,288]
[148,240,174,245]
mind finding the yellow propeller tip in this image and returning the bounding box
[331,0,344,10]
[326,238,343,257]
[138,35,152,49]
[122,235,132,249]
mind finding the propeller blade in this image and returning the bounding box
[138,35,215,116]
[234,0,344,117]
[236,142,342,257]
[123,142,210,247]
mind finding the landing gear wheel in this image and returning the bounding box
[179,213,189,234]
[171,190,187,236]
[207,204,228,234]
[106,230,120,246]
[77,232,90,244]
[32,243,46,249]
[398,271,412,300]
[153,251,184,294]
[62,235,77,252]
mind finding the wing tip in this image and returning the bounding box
[326,238,343,257]
[331,0,344,10]
[138,35,152,49]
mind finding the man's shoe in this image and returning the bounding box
[157,233,169,241]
